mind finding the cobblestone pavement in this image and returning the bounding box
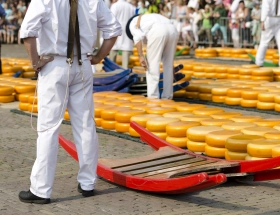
[0,45,280,214]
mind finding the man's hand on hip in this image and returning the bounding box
[139,55,147,70]
[261,21,265,31]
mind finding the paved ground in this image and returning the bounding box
[0,45,280,215]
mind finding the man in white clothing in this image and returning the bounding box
[126,14,178,99]
[256,0,280,66]
[18,0,122,204]
[110,0,135,69]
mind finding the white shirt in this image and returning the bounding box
[110,0,135,51]
[20,0,122,56]
[261,0,280,21]
[187,0,199,9]
[129,14,172,45]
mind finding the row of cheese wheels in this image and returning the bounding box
[1,58,35,78]
[18,93,38,113]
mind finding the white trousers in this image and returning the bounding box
[30,56,99,198]
[256,18,280,66]
[109,50,132,69]
[146,23,178,99]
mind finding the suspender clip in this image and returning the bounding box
[67,58,73,65]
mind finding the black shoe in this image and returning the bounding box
[19,190,50,204]
[77,183,94,197]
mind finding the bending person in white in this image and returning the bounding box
[256,0,280,66]
[18,0,121,204]
[126,14,178,99]
[110,0,135,69]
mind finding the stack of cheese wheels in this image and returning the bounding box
[166,121,200,148]
[211,112,242,120]
[227,67,240,79]
[173,89,187,98]
[163,112,193,119]
[146,107,176,115]
[251,68,274,82]
[247,139,280,160]
[192,65,206,79]
[94,104,113,127]
[198,85,215,101]
[27,95,38,113]
[192,107,224,116]
[114,109,145,133]
[272,145,280,157]
[241,90,266,108]
[215,66,228,79]
[185,83,200,99]
[230,115,263,122]
[257,92,278,110]
[253,119,280,128]
[1,65,15,77]
[161,102,189,109]
[0,86,14,103]
[177,104,205,112]
[146,117,179,140]
[64,111,70,121]
[187,126,223,153]
[241,126,278,136]
[129,114,160,137]
[22,66,36,78]
[274,95,280,112]
[195,48,217,58]
[18,92,34,111]
[225,88,249,106]
[100,106,131,130]
[239,67,252,80]
[14,85,36,103]
[205,130,241,158]
[264,132,280,140]
[225,135,265,160]
[211,87,230,103]
[200,119,233,126]
[222,122,257,131]
[273,68,280,81]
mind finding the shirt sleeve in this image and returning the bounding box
[20,0,50,38]
[261,0,270,22]
[129,24,145,45]
[97,0,122,39]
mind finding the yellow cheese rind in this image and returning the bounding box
[166,121,200,137]
[247,140,280,158]
[130,114,160,127]
[257,102,275,110]
[200,119,233,126]
[272,145,280,157]
[146,107,177,115]
[253,119,280,127]
[206,130,242,148]
[240,99,258,108]
[192,108,224,116]
[180,115,212,122]
[19,102,29,111]
[146,117,180,132]
[166,136,188,148]
[225,150,248,160]
[129,127,140,137]
[187,140,206,152]
[230,116,263,123]
[177,104,206,112]
[225,135,265,152]
[245,155,268,160]
[101,120,116,130]
[0,95,15,103]
[151,132,168,140]
[187,126,224,142]
[115,122,130,133]
[115,110,146,123]
[163,112,193,119]
[94,118,102,127]
[224,97,242,106]
[205,144,226,158]
[210,112,242,120]
[241,126,278,136]
[222,122,257,131]
[264,132,280,140]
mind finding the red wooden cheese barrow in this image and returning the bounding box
[58,122,280,194]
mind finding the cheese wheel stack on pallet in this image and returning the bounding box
[246,139,280,160]
[129,114,160,137]
[0,86,15,103]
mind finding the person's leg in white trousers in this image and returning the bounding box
[109,50,118,63]
[121,51,132,69]
[255,28,274,66]
[30,56,98,198]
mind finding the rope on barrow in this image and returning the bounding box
[10,109,144,144]
[174,98,280,116]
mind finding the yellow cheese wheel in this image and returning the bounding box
[146,99,174,105]
[101,120,116,130]
[198,93,212,101]
[115,110,146,123]
[17,92,33,103]
[146,117,179,132]
[225,150,248,160]
[241,90,265,100]
[187,140,206,152]
[274,95,280,104]
[187,126,224,142]
[273,124,280,131]
[106,93,131,99]
[166,121,201,137]
[264,132,280,140]
[206,130,242,148]
[94,98,114,104]
[185,84,199,92]
[241,64,259,69]
[163,112,193,119]
[205,144,226,158]
[222,122,257,131]
[103,100,124,106]
[224,97,242,106]
[146,107,176,115]
[247,139,280,158]
[28,95,38,104]
[117,95,134,101]
[130,114,160,127]
[185,92,200,99]
[14,85,36,94]
[28,104,38,113]
[0,95,14,103]
[19,102,29,111]
[130,97,149,103]
[205,73,217,79]
[225,135,265,152]
[204,67,215,73]
[253,119,280,127]
[240,99,258,108]
[95,118,102,127]
[215,67,228,73]
[161,102,189,109]
[94,91,118,97]
[64,112,70,120]
[118,102,146,108]
[131,105,160,112]
[245,155,268,160]
[176,104,206,112]
[272,145,280,157]
[231,115,263,122]
[212,96,226,103]
[180,115,212,122]
[210,112,242,120]
[101,107,131,120]
[239,68,252,75]
[115,122,130,133]
[166,136,188,148]
[258,92,278,102]
[192,108,224,116]
[251,76,274,82]
[216,73,228,79]
[193,66,205,72]
[198,85,218,94]
[94,104,115,118]
[0,86,14,96]
[241,126,278,136]
[151,132,168,140]
[129,127,140,137]
[239,75,252,80]
[252,68,273,76]
[200,119,233,126]
[275,104,280,112]
[257,101,275,110]
[227,67,240,74]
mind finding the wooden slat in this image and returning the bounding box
[98,146,187,168]
[126,157,205,175]
[116,154,195,172]
[139,160,214,178]
[146,161,239,179]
